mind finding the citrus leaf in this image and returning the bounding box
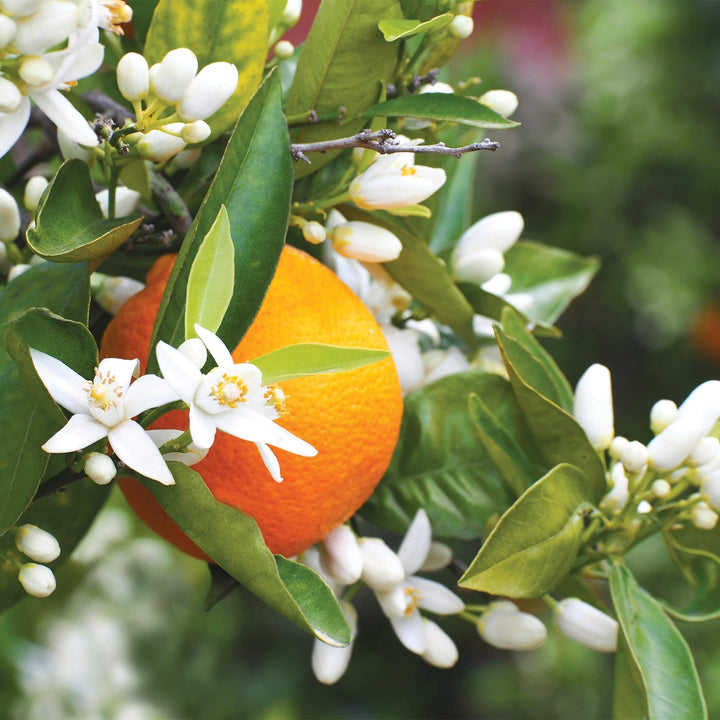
[286,0,402,178]
[609,562,708,720]
[142,463,351,645]
[359,94,521,128]
[147,70,293,374]
[458,463,593,598]
[144,0,267,137]
[429,153,476,254]
[184,204,235,338]
[378,14,452,41]
[25,160,142,272]
[362,372,520,539]
[252,343,390,384]
[614,635,650,720]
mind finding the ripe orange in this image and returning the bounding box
[100,245,403,558]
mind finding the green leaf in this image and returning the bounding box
[468,393,537,497]
[504,241,600,326]
[362,372,519,539]
[286,0,402,177]
[143,463,351,645]
[609,562,707,720]
[144,0,267,137]
[359,94,521,128]
[25,160,142,271]
[429,153,476,254]
[458,464,593,597]
[0,264,90,537]
[147,71,293,373]
[253,343,390,384]
[614,636,650,720]
[378,14,452,41]
[184,204,235,338]
[119,159,152,203]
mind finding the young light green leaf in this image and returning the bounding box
[378,14,452,41]
[362,372,520,538]
[185,204,235,338]
[252,343,390,384]
[459,464,593,598]
[614,637,650,720]
[359,94,521,128]
[141,463,351,645]
[609,562,708,720]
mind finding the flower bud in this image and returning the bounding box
[381,325,425,395]
[651,479,671,498]
[421,541,454,572]
[174,148,202,168]
[320,524,362,585]
[601,462,629,514]
[479,89,519,118]
[676,380,720,436]
[454,211,524,258]
[422,346,471,386]
[18,563,56,597]
[312,601,356,685]
[151,48,198,102]
[117,52,150,102]
[274,40,295,60]
[137,127,187,161]
[19,56,53,86]
[0,15,17,49]
[420,618,459,668]
[95,186,141,218]
[554,598,618,652]
[620,440,648,474]
[180,120,212,144]
[178,338,207,368]
[690,436,720,467]
[647,416,706,471]
[302,220,326,245]
[93,274,144,315]
[15,524,60,563]
[573,364,614,451]
[637,500,652,515]
[478,601,547,650]
[609,435,629,458]
[331,221,402,263]
[0,77,22,114]
[282,0,302,26]
[0,188,21,242]
[650,399,678,434]
[702,471,720,511]
[358,537,405,591]
[177,62,239,121]
[452,248,505,284]
[84,452,117,485]
[692,501,719,530]
[24,175,48,212]
[448,14,474,39]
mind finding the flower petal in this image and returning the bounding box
[412,576,465,615]
[108,420,174,485]
[156,341,202,404]
[188,403,217,449]
[195,324,233,367]
[123,373,180,417]
[397,509,431,576]
[256,442,283,482]
[42,413,108,453]
[388,610,427,654]
[30,88,98,147]
[0,97,31,159]
[30,348,91,415]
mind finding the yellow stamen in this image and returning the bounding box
[264,384,288,415]
[210,374,248,409]
[404,586,422,616]
[400,165,416,176]
[85,367,123,410]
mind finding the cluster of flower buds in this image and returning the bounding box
[115,48,239,161]
[11,523,61,598]
[303,510,464,684]
[573,365,720,531]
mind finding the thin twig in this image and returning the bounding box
[290,129,499,164]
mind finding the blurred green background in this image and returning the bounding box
[3,1,720,717]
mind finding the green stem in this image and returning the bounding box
[107,165,120,218]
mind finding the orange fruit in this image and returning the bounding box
[100,245,403,558]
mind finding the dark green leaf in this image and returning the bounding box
[429,154,476,254]
[378,14,452,41]
[143,463,351,645]
[614,636,650,720]
[609,562,707,720]
[359,94,520,128]
[362,372,519,538]
[459,464,592,597]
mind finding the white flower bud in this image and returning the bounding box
[302,220,326,245]
[151,48,198,102]
[311,601,356,685]
[637,500,652,515]
[0,76,22,114]
[692,501,719,530]
[282,0,302,25]
[3,0,44,17]
[320,525,362,585]
[117,52,150,102]
[690,436,720,467]
[178,338,207,368]
[619,440,648,474]
[420,618,459,668]
[573,364,614,451]
[601,462,629,514]
[274,40,294,59]
[554,598,618,652]
[479,89,519,118]
[137,127,187,161]
[0,15,17,49]
[180,120,211,144]
[331,221,402,263]
[84,452,117,485]
[95,186,141,218]
[702,471,720,511]
[177,62,239,121]
[478,602,547,650]
[93,275,144,315]
[609,435,629,458]
[650,399,678,434]
[420,541,453,572]
[676,380,720,436]
[452,248,505,284]
[454,211,524,260]
[381,325,425,395]
[651,479,671,498]
[18,563,56,597]
[0,188,21,242]
[448,14,474,39]
[647,416,706,471]
[174,148,202,168]
[18,56,53,86]
[358,537,405,591]
[15,524,60,563]
[24,175,48,212]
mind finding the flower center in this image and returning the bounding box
[400,164,416,177]
[100,0,133,35]
[404,585,422,616]
[85,367,123,411]
[210,373,248,409]
[264,384,288,415]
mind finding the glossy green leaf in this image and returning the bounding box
[286,0,402,177]
[145,0,267,137]
[609,562,707,720]
[468,393,537,497]
[184,204,235,338]
[614,636,650,720]
[429,154,476,254]
[147,71,293,373]
[378,14,452,41]
[253,343,390,384]
[362,372,519,538]
[119,159,152,203]
[458,280,528,327]
[359,94,520,128]
[0,264,90,538]
[267,0,286,30]
[459,464,593,597]
[504,241,600,326]
[25,160,142,271]
[143,463,351,645]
